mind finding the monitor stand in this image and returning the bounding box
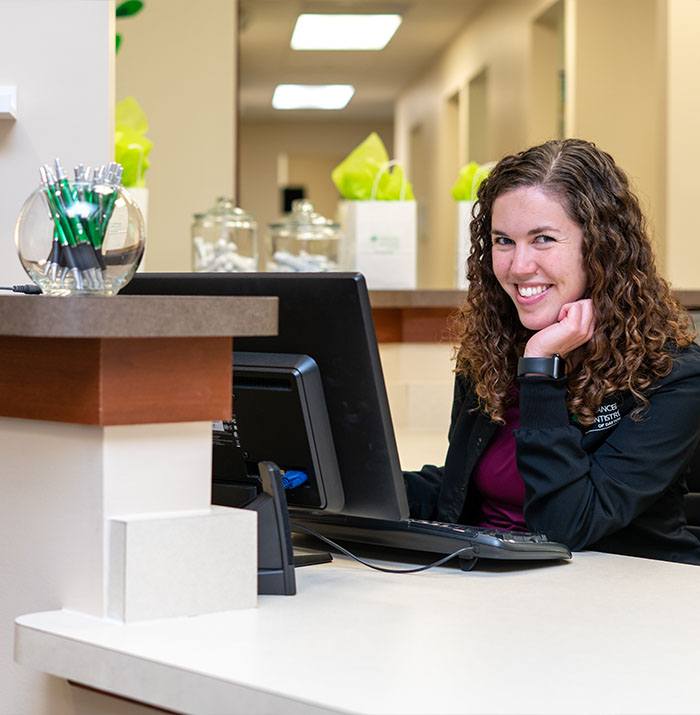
[212,462,331,595]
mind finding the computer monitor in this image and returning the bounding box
[218,350,345,513]
[124,272,410,521]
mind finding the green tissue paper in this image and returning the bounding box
[115,97,153,188]
[332,132,414,201]
[451,161,491,201]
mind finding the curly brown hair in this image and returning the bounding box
[454,138,696,426]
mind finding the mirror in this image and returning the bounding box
[117,0,700,292]
[238,0,486,287]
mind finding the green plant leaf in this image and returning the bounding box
[116,0,144,18]
[116,33,122,52]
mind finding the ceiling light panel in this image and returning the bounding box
[290,14,402,51]
[272,84,355,110]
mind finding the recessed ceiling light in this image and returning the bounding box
[290,14,402,51]
[272,84,355,110]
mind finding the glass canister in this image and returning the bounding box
[267,199,343,272]
[192,197,258,272]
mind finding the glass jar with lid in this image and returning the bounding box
[267,199,343,272]
[192,197,258,272]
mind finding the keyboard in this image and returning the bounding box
[289,512,572,568]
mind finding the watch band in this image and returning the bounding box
[517,353,565,379]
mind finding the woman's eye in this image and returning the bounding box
[493,236,513,246]
[534,234,556,244]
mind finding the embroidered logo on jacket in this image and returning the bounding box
[588,401,621,433]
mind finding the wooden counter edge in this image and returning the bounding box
[370,290,700,342]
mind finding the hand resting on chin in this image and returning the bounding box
[523,298,595,358]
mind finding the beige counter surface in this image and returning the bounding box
[16,550,700,715]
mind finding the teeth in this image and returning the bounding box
[518,285,549,297]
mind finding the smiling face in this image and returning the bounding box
[490,186,587,331]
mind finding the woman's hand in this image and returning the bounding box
[524,299,595,357]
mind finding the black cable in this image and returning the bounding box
[291,522,475,574]
[0,284,42,294]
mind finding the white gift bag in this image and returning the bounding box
[454,162,493,289]
[456,200,473,290]
[338,161,417,290]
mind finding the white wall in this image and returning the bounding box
[116,0,237,272]
[0,0,114,287]
[0,5,114,715]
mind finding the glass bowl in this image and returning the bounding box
[14,182,146,296]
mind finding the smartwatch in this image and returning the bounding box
[517,353,565,379]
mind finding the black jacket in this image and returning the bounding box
[404,343,700,565]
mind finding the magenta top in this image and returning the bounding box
[472,400,527,531]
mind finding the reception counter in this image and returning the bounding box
[5,290,700,715]
[15,550,700,714]
[0,293,278,715]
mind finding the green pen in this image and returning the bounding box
[54,158,90,247]
[46,230,62,281]
[92,165,108,243]
[97,163,123,239]
[39,168,68,281]
[41,167,76,247]
[86,166,104,248]
[40,166,84,289]
[74,164,103,251]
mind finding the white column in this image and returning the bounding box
[1,418,256,713]
[0,0,114,286]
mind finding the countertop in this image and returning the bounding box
[0,294,278,338]
[15,550,700,715]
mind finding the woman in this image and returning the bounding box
[405,138,700,565]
